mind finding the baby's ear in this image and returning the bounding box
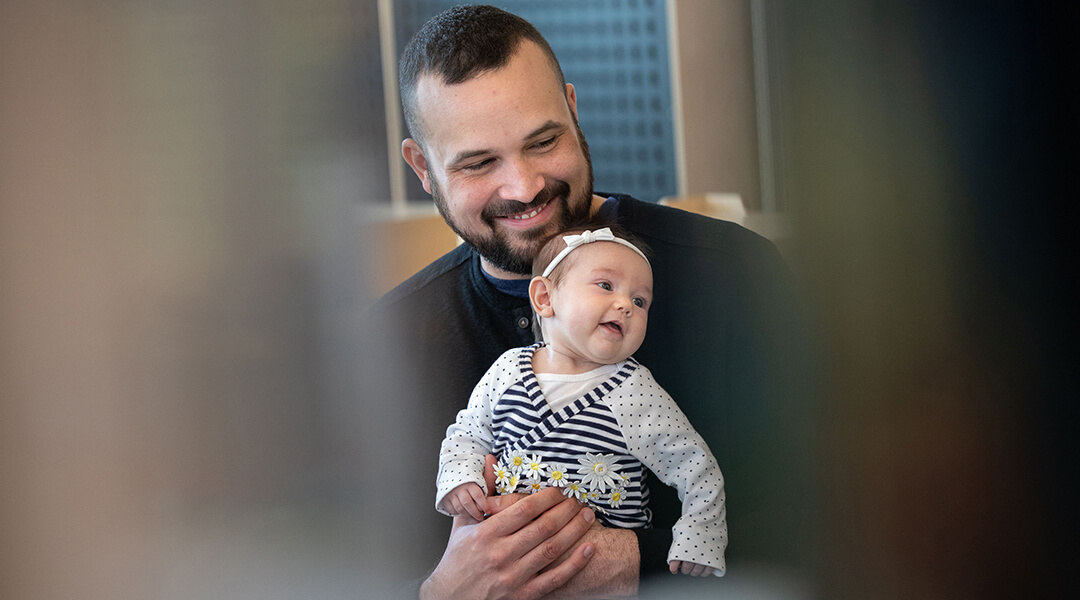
[529,277,555,317]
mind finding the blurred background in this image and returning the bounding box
[0,1,1073,599]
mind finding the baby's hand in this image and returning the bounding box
[668,560,715,578]
[439,482,488,521]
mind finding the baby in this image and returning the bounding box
[436,226,727,577]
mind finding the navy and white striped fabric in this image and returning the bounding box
[489,346,651,528]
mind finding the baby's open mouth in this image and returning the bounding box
[601,322,623,335]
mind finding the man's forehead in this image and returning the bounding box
[412,42,565,127]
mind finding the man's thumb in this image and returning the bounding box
[484,454,497,496]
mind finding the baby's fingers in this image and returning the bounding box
[444,495,464,516]
[462,496,486,521]
[465,483,489,517]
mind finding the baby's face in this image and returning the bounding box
[544,242,653,368]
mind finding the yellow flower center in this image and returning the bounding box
[552,471,563,481]
[512,456,523,466]
[594,464,606,474]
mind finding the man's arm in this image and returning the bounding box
[545,524,639,599]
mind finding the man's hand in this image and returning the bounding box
[419,487,596,600]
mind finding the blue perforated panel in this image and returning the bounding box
[395,0,676,203]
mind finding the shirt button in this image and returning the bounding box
[516,316,530,329]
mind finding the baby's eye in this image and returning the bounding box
[597,282,612,291]
[632,297,647,308]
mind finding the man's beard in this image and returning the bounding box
[432,128,594,275]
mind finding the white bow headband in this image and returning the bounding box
[541,227,650,279]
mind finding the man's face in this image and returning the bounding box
[402,41,594,276]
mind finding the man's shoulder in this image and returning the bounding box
[608,193,783,263]
[370,243,474,312]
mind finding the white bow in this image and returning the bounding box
[541,227,649,278]
[562,227,617,248]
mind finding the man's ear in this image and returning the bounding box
[402,138,433,194]
[529,276,555,318]
[565,83,578,121]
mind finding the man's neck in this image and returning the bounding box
[479,258,530,281]
[479,194,610,281]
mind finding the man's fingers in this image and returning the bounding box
[484,454,498,495]
[486,487,567,537]
[519,504,594,573]
[484,492,528,515]
[514,540,595,600]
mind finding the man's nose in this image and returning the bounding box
[498,158,545,203]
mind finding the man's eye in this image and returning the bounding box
[633,298,646,308]
[532,136,557,149]
[462,159,493,172]
[597,282,612,291]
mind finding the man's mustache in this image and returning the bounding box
[482,180,570,219]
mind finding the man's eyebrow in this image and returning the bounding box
[448,148,492,167]
[526,120,565,140]
[448,121,567,167]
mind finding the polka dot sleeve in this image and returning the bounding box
[434,348,521,515]
[606,366,728,576]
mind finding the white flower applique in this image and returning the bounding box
[577,453,620,493]
[524,454,547,481]
[506,449,528,474]
[493,453,626,512]
[563,480,586,500]
[608,486,627,509]
[493,460,513,494]
[547,463,570,488]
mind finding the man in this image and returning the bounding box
[363,5,809,599]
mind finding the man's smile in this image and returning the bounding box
[490,195,560,231]
[505,199,550,220]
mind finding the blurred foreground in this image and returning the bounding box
[1,1,1073,599]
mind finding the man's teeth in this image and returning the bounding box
[509,201,547,220]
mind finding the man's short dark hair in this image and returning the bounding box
[399,4,566,145]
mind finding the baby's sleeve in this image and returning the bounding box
[434,349,517,514]
[612,368,728,576]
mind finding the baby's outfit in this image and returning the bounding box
[436,343,727,575]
